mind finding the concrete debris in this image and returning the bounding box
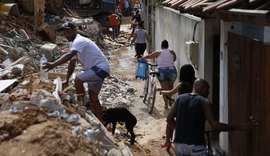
[100,76,136,108]
[0,12,134,156]
[0,74,132,155]
[39,43,57,61]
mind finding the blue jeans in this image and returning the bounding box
[157,66,177,83]
[175,143,207,156]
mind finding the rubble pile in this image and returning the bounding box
[0,13,135,156]
[0,14,130,80]
[100,77,136,108]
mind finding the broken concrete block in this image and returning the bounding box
[18,29,30,40]
[39,43,57,61]
[7,47,26,62]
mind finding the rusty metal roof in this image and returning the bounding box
[162,0,270,25]
[162,0,270,15]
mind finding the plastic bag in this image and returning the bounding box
[135,59,148,80]
[127,45,133,53]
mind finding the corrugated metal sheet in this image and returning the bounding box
[162,0,270,13]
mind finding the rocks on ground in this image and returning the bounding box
[0,11,135,156]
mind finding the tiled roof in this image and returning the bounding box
[162,0,270,15]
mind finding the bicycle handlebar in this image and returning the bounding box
[148,63,158,67]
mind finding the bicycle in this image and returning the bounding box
[142,62,159,114]
[205,130,226,156]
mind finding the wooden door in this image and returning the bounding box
[228,32,251,156]
[228,32,270,155]
[250,43,270,155]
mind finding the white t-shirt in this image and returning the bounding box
[70,34,110,72]
[134,28,148,44]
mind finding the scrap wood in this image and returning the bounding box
[0,56,29,78]
[0,46,9,55]
[63,3,80,18]
[8,56,29,68]
[0,43,14,50]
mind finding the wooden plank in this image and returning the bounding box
[184,0,203,9]
[180,0,194,7]
[192,0,210,8]
[169,0,181,5]
[202,0,228,12]
[219,10,270,26]
[171,0,186,7]
[216,0,238,9]
[227,8,269,15]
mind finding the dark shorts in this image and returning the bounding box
[157,66,177,83]
[135,43,147,58]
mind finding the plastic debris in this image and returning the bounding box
[9,106,21,114]
[66,114,81,122]
[71,126,80,136]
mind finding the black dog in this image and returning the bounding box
[102,107,137,144]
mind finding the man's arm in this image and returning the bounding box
[204,101,258,131]
[43,50,77,70]
[130,32,137,45]
[62,58,76,89]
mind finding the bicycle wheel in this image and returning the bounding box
[143,78,149,103]
[148,83,156,114]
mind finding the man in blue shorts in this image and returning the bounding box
[43,22,110,122]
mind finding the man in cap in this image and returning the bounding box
[43,22,110,122]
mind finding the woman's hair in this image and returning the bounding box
[138,20,144,27]
[179,64,196,85]
[161,40,169,48]
[178,82,192,95]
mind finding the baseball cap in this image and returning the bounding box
[58,22,76,31]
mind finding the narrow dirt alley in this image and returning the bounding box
[109,21,176,156]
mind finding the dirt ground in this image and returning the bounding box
[0,15,176,156]
[109,21,176,156]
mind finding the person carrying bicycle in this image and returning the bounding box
[141,40,177,108]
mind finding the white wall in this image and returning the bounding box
[219,20,230,154]
[154,7,219,102]
[155,7,202,81]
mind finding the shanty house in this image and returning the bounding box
[141,0,270,155]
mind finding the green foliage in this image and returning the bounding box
[149,0,164,5]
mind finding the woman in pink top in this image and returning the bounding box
[141,40,177,108]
